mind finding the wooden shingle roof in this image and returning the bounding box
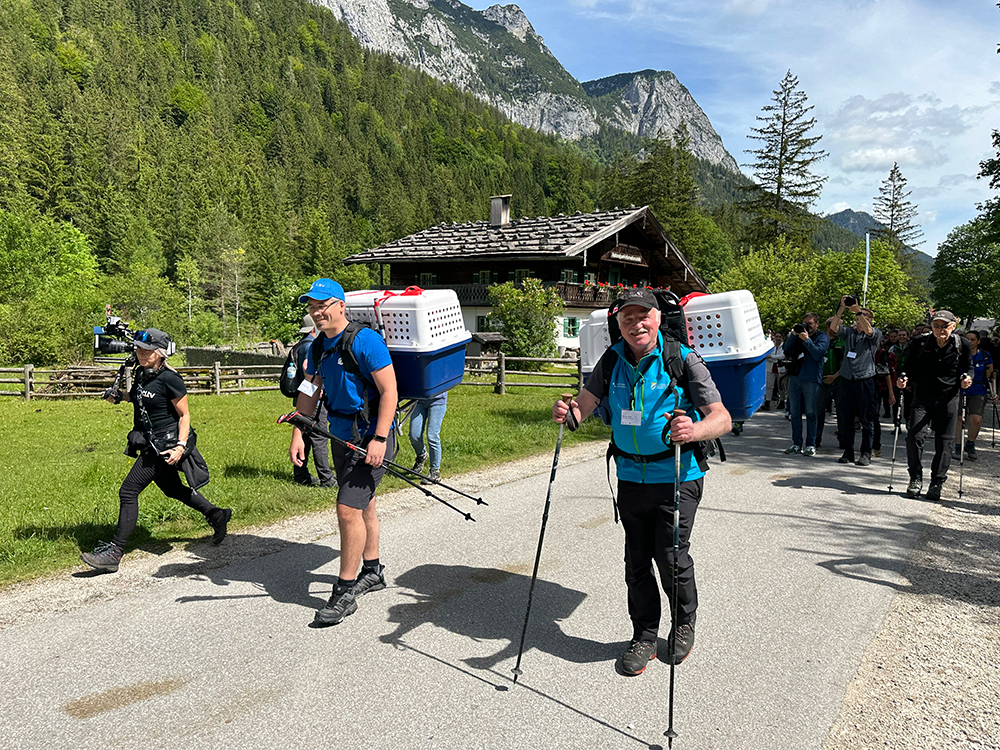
[346,207,651,263]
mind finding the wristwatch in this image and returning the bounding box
[177,439,187,448]
[372,434,388,443]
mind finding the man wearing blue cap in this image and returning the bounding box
[290,278,399,626]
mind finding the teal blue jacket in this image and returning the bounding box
[606,333,706,484]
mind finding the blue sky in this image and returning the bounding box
[483,0,1000,255]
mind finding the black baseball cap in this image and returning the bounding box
[931,310,956,323]
[134,329,172,350]
[615,288,659,311]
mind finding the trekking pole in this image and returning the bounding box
[511,393,574,686]
[664,408,686,749]
[888,390,904,493]
[278,412,478,521]
[958,392,967,500]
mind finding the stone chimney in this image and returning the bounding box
[490,194,511,227]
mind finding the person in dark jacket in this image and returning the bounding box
[290,314,334,487]
[782,312,830,455]
[81,329,231,573]
[896,310,974,501]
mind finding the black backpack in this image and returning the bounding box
[309,321,380,423]
[279,337,310,398]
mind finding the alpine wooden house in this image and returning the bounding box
[345,196,709,350]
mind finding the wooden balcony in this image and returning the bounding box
[378,282,619,309]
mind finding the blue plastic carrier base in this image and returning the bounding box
[393,339,469,400]
[705,350,769,422]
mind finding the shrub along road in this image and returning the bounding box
[0,410,997,748]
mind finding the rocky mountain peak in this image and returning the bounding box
[482,4,535,44]
[310,0,740,172]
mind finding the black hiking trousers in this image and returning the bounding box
[112,448,219,549]
[617,477,703,644]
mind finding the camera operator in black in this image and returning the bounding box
[896,310,973,501]
[830,297,882,466]
[80,329,232,573]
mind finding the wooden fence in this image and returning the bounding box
[0,355,583,399]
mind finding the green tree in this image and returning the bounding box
[487,278,564,366]
[739,70,828,249]
[976,129,1000,243]
[930,220,1000,323]
[872,162,923,251]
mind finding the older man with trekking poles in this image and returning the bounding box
[896,310,974,501]
[552,288,731,678]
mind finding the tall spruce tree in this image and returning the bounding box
[740,70,828,249]
[872,162,923,251]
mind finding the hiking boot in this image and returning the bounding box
[905,478,922,498]
[785,445,801,454]
[621,640,657,676]
[209,508,232,545]
[761,400,771,411]
[802,445,816,456]
[838,451,854,464]
[855,453,871,467]
[669,622,696,665]
[313,586,358,627]
[421,468,441,486]
[953,445,962,460]
[353,564,386,597]
[925,481,944,502]
[965,442,978,461]
[873,449,881,457]
[80,541,124,573]
[411,453,427,475]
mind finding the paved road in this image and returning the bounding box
[0,411,935,749]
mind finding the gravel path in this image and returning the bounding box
[823,439,1000,749]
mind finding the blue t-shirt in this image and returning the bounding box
[304,326,393,440]
[968,349,993,396]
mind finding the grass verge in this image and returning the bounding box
[0,385,607,586]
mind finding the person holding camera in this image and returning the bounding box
[290,279,398,627]
[897,310,973,500]
[81,329,232,573]
[782,313,830,456]
[830,297,882,466]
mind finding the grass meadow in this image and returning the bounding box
[0,384,608,586]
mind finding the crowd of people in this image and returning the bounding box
[766,299,997,500]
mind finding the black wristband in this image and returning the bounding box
[372,434,388,443]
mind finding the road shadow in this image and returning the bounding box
[380,563,619,672]
[16,521,181,558]
[152,534,340,611]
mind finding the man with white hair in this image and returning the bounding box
[553,288,731,676]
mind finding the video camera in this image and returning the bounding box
[792,323,806,334]
[94,314,136,355]
[93,307,176,357]
[844,295,860,308]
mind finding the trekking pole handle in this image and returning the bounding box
[561,393,579,431]
[670,409,687,443]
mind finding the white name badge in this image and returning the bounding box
[798,352,806,359]
[297,379,319,396]
[846,351,858,359]
[621,409,642,426]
